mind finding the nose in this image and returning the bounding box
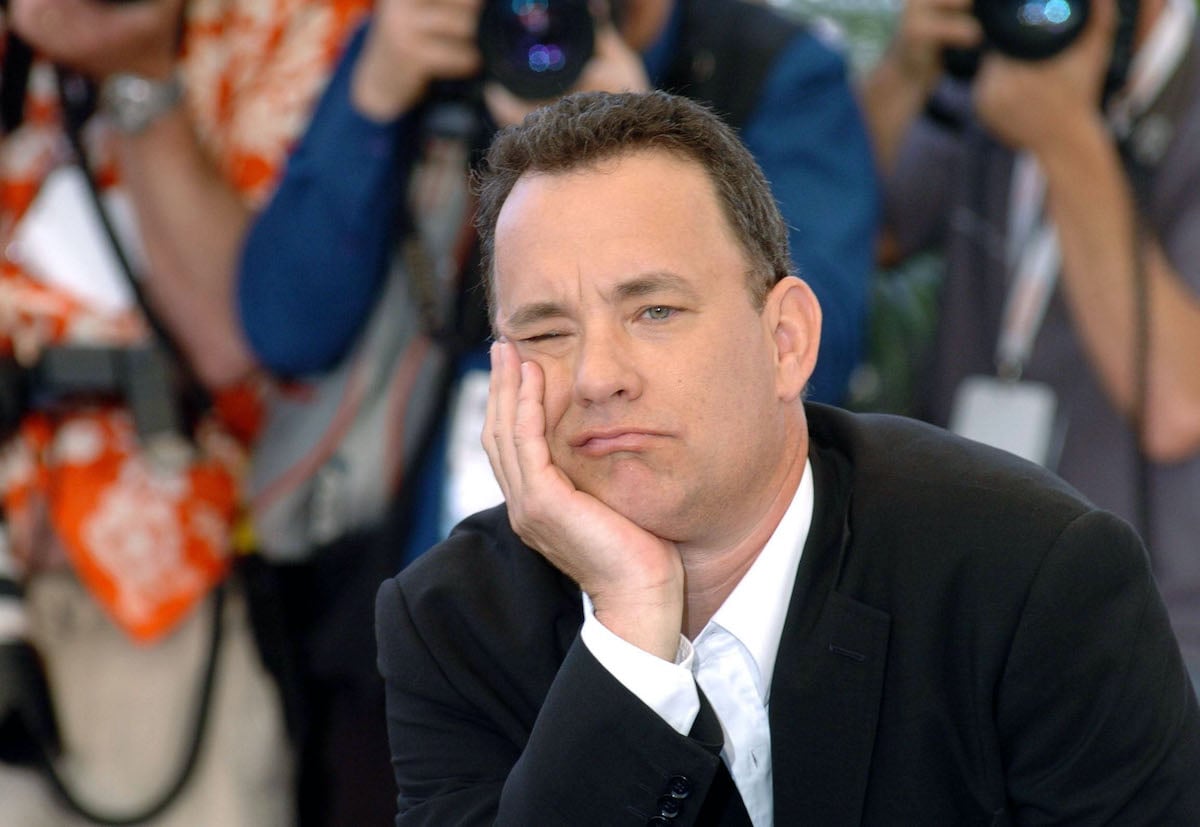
[572,325,643,406]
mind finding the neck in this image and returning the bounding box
[679,433,808,639]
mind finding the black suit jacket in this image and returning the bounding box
[376,404,1200,825]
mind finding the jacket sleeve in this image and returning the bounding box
[740,30,880,405]
[237,22,419,377]
[375,576,727,826]
[996,508,1200,823]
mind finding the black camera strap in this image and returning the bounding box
[0,32,34,136]
[55,68,208,455]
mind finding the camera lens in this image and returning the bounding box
[975,0,1089,60]
[479,0,595,101]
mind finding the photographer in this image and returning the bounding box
[0,0,368,823]
[863,0,1200,685]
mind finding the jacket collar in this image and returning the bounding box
[769,412,891,825]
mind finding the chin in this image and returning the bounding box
[585,482,687,541]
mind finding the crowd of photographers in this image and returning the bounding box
[0,0,1197,823]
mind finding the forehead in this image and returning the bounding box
[491,150,745,315]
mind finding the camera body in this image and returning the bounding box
[947,0,1140,93]
[478,0,595,100]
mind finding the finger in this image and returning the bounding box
[909,16,984,51]
[410,38,483,80]
[512,358,554,490]
[483,81,538,128]
[484,341,517,501]
[411,2,484,43]
[576,25,650,93]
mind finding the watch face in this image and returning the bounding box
[103,73,183,134]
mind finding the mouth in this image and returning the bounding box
[569,429,666,457]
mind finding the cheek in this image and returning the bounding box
[538,360,573,434]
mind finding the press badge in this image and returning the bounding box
[948,375,1063,469]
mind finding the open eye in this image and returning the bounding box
[642,306,676,321]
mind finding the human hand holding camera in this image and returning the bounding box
[7,0,185,80]
[353,0,648,126]
[482,18,649,128]
[885,0,984,97]
[973,0,1117,156]
[484,341,685,662]
[353,0,484,121]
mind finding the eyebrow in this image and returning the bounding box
[501,271,702,333]
[503,300,569,333]
[613,272,701,302]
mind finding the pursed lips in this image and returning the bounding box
[568,428,667,457]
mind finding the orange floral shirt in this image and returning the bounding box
[0,0,369,642]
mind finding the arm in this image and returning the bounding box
[741,30,881,403]
[8,0,252,387]
[377,574,724,826]
[858,0,982,266]
[997,508,1200,820]
[9,0,367,388]
[237,0,483,377]
[974,0,1200,461]
[857,0,981,175]
[236,23,417,376]
[114,98,256,388]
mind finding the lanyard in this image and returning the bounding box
[994,0,1195,379]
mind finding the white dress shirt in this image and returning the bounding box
[581,461,815,826]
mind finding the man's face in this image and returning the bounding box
[491,150,812,545]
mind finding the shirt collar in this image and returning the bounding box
[701,459,815,704]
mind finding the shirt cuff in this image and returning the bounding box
[580,592,699,736]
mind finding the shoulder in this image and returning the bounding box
[379,505,583,667]
[804,403,1134,601]
[808,401,1089,516]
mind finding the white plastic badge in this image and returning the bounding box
[441,368,505,536]
[948,375,1063,469]
[8,166,146,314]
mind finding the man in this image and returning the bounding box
[235,7,875,817]
[862,0,1200,684]
[375,90,1200,825]
[0,0,367,822]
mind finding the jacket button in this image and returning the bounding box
[657,795,682,818]
[665,775,691,799]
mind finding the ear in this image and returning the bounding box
[765,276,821,402]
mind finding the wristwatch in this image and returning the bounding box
[100,72,185,135]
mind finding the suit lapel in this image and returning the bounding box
[770,439,890,826]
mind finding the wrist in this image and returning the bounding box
[101,69,185,135]
[351,34,426,121]
[590,579,685,661]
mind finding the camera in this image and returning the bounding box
[478,0,595,100]
[975,0,1090,61]
[947,0,1139,93]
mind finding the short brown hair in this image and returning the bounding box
[473,90,795,323]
